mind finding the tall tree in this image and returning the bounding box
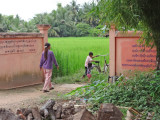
[83,2,99,27]
[95,0,160,70]
[0,1,101,37]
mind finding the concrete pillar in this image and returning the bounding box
[37,24,51,43]
[109,25,116,78]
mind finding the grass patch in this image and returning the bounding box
[52,67,109,84]
[120,108,127,120]
[52,69,85,84]
[49,37,109,78]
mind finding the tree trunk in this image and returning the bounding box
[156,43,160,71]
[156,55,160,70]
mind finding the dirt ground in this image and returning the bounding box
[0,83,84,111]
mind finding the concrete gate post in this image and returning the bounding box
[37,24,51,44]
[109,25,116,80]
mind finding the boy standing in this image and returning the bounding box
[82,52,98,79]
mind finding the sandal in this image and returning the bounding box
[49,87,54,90]
[43,90,49,93]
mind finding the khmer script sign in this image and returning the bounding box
[121,41,156,70]
[0,39,38,55]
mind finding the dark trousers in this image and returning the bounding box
[83,67,87,77]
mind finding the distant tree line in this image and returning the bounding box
[0,1,106,37]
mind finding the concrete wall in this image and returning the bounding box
[109,26,156,76]
[0,25,50,89]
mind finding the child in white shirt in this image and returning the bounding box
[82,52,98,80]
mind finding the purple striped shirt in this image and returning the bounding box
[40,50,58,69]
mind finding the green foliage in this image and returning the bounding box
[95,0,160,69]
[95,0,141,30]
[76,23,91,36]
[0,14,37,32]
[52,69,85,84]
[89,28,101,37]
[0,1,100,37]
[49,37,109,77]
[120,108,127,120]
[67,71,160,119]
[52,68,107,84]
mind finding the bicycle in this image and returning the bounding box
[91,54,124,83]
[92,54,109,75]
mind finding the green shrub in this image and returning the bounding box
[89,28,101,36]
[67,71,160,119]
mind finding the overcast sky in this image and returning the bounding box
[0,0,93,21]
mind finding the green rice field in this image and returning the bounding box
[49,37,109,77]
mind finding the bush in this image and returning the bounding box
[67,71,160,119]
[89,28,101,37]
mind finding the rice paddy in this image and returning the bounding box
[49,37,109,78]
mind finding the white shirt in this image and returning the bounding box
[85,56,92,67]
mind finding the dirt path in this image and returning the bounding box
[0,84,84,111]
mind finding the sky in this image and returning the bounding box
[0,0,93,21]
